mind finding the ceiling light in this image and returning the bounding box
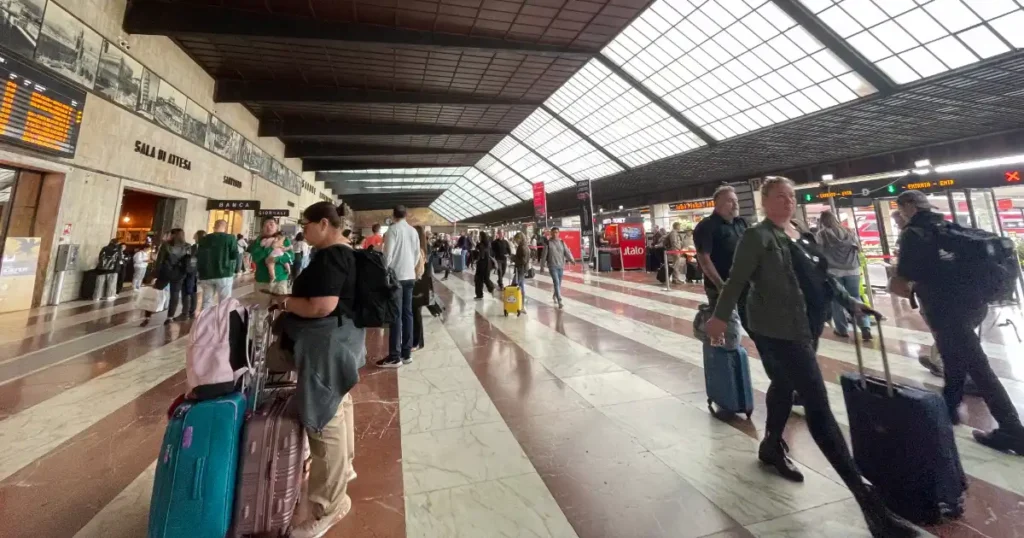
[914,159,931,168]
[821,174,834,181]
[934,154,1024,173]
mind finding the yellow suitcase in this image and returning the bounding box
[503,285,523,317]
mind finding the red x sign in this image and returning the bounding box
[1006,171,1020,182]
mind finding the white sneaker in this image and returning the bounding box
[289,499,349,538]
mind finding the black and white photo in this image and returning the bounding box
[34,2,100,89]
[206,115,241,162]
[153,79,184,134]
[135,68,159,119]
[241,139,264,173]
[0,0,45,60]
[182,99,208,147]
[95,40,142,109]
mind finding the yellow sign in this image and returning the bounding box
[0,237,41,313]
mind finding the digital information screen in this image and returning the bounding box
[0,52,85,158]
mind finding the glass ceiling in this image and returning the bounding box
[485,138,575,193]
[545,59,706,166]
[512,108,626,181]
[603,0,875,140]
[801,0,1024,84]
[474,153,534,200]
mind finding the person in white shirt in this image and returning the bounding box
[377,205,422,368]
[131,248,149,290]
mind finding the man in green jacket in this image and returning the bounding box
[249,217,293,295]
[197,219,238,309]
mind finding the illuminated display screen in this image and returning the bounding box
[672,199,714,211]
[0,52,85,158]
[904,179,955,190]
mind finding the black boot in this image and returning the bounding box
[853,482,920,538]
[758,437,804,482]
[973,426,1024,455]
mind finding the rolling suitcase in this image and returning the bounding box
[148,392,246,538]
[79,269,100,300]
[840,319,966,524]
[702,343,754,419]
[503,284,523,317]
[452,248,466,272]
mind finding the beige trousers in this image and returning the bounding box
[307,393,355,519]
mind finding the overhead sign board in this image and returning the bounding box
[0,52,85,157]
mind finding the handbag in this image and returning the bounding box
[137,286,166,312]
[427,292,445,318]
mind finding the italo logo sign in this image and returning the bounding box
[623,246,645,256]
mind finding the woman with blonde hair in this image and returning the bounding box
[816,210,872,340]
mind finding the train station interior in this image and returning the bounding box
[3,0,1024,537]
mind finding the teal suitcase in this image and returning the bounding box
[148,393,246,538]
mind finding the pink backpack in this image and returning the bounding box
[186,298,249,395]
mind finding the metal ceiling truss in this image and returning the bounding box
[215,81,547,105]
[123,1,597,59]
[260,121,507,138]
[507,133,576,182]
[539,104,630,171]
[284,142,484,159]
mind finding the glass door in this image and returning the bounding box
[967,189,999,233]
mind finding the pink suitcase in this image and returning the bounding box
[230,390,304,537]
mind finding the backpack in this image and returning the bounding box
[98,246,118,272]
[351,249,400,328]
[925,222,1017,305]
[185,297,250,400]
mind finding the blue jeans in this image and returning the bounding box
[832,274,869,335]
[514,268,527,304]
[549,265,564,301]
[389,280,416,360]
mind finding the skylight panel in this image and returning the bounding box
[603,0,876,140]
[544,59,705,167]
[473,154,533,200]
[511,108,624,181]
[464,168,518,207]
[801,0,1023,83]
[453,181,502,212]
[484,137,576,193]
[441,191,477,219]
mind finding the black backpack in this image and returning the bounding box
[926,222,1017,305]
[351,249,400,328]
[97,246,119,272]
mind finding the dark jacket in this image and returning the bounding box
[491,238,510,258]
[281,314,362,432]
[155,241,190,282]
[413,252,434,309]
[97,243,123,274]
[513,242,530,271]
[896,210,953,309]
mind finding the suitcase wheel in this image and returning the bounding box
[504,311,508,317]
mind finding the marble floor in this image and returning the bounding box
[1,267,1023,537]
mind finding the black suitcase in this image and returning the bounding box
[685,260,703,283]
[840,319,966,524]
[79,269,100,300]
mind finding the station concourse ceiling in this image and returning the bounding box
[123,0,1024,223]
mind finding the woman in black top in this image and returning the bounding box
[268,202,363,538]
[412,225,432,351]
[474,232,495,299]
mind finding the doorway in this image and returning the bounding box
[0,167,63,312]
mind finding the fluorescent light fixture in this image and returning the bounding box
[911,168,933,175]
[821,174,834,181]
[934,153,1024,173]
[827,170,912,186]
[914,159,931,168]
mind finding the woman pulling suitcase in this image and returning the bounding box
[706,177,918,537]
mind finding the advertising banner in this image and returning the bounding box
[0,237,42,313]
[532,181,547,227]
[616,223,646,271]
[576,179,596,263]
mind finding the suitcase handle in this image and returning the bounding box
[851,310,894,397]
[192,457,205,500]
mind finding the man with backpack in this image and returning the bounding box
[891,190,1024,454]
[94,238,123,300]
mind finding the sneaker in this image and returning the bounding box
[289,500,350,538]
[376,357,403,368]
[557,300,564,309]
[402,356,413,365]
[833,329,850,338]
[163,318,172,326]
[861,326,873,341]
[140,319,150,327]
[973,427,1024,455]
[758,437,804,482]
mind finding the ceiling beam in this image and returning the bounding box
[123,1,595,59]
[771,0,896,95]
[215,80,544,105]
[285,142,484,159]
[260,121,508,138]
[595,55,718,146]
[303,159,467,172]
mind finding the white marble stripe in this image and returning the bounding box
[504,275,1024,499]
[0,301,141,343]
[0,339,187,483]
[73,462,156,538]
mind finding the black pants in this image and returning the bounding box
[927,302,1022,429]
[475,264,495,297]
[753,332,863,490]
[495,259,508,288]
[412,305,425,348]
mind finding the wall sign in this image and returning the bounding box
[671,199,714,211]
[223,176,242,189]
[256,209,289,217]
[135,140,192,170]
[207,200,260,210]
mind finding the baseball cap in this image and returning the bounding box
[895,189,933,210]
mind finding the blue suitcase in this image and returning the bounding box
[702,342,754,419]
[841,322,965,524]
[148,392,246,538]
[452,249,467,272]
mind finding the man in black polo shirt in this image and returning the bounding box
[693,185,749,326]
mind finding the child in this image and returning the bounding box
[260,232,291,295]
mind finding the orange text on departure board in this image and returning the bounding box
[22,91,74,151]
[0,80,16,137]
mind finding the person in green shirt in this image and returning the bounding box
[249,217,293,296]
[197,219,238,309]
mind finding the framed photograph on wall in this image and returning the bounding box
[182,99,208,147]
[0,0,45,60]
[241,139,264,174]
[154,80,185,134]
[206,115,241,163]
[136,68,159,119]
[95,40,143,109]
[34,2,100,89]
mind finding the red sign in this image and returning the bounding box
[1006,170,1020,182]
[615,223,646,270]
[532,182,547,220]
[559,229,582,260]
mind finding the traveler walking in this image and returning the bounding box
[492,230,511,288]
[665,222,687,285]
[131,247,149,290]
[94,238,123,300]
[412,225,432,351]
[694,185,749,327]
[474,232,496,299]
[267,201,364,538]
[141,229,190,326]
[890,190,1024,454]
[544,227,575,309]
[177,231,202,320]
[197,219,238,310]
[235,234,249,274]
[249,218,293,296]
[361,223,384,251]
[293,232,310,278]
[433,234,452,280]
[816,210,872,340]
[705,177,917,537]
[377,205,420,368]
[512,232,530,307]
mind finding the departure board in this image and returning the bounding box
[0,52,85,157]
